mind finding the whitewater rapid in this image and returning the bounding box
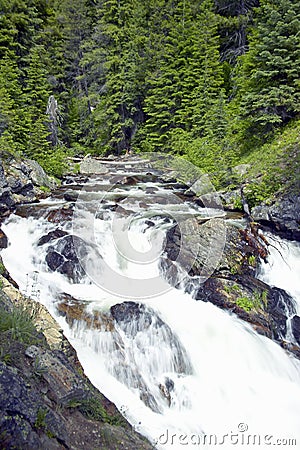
[2,195,300,449]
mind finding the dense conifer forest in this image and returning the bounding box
[0,0,299,203]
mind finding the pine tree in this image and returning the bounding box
[22,44,51,160]
[85,0,148,154]
[142,0,225,153]
[53,0,96,150]
[238,0,300,134]
[0,51,26,155]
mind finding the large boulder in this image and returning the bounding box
[23,159,54,188]
[44,235,101,283]
[162,218,300,355]
[0,157,55,218]
[252,194,300,241]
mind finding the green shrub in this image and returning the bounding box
[38,145,71,178]
[0,303,41,344]
[236,296,254,312]
[68,397,122,425]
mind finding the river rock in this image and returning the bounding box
[252,194,300,241]
[0,229,8,248]
[291,315,300,345]
[37,229,68,246]
[111,301,193,373]
[80,158,108,175]
[46,205,74,223]
[111,301,156,335]
[0,157,55,219]
[45,235,102,283]
[64,190,79,202]
[46,251,65,271]
[46,236,85,281]
[45,235,94,283]
[162,217,300,348]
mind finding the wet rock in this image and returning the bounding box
[0,190,15,215]
[64,190,79,202]
[115,205,134,216]
[45,235,101,283]
[145,186,158,194]
[46,205,74,223]
[194,276,272,337]
[110,175,139,186]
[252,194,300,241]
[46,251,64,271]
[291,315,300,346]
[163,218,299,347]
[111,301,156,334]
[57,297,115,331]
[145,220,155,229]
[159,377,174,407]
[37,229,68,246]
[164,218,227,278]
[111,301,193,374]
[58,235,87,260]
[0,228,8,248]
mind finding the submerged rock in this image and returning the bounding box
[58,298,193,413]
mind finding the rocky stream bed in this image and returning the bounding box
[0,154,300,448]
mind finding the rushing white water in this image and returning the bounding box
[258,233,300,312]
[2,195,300,449]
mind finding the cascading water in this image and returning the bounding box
[2,166,300,450]
[258,233,300,310]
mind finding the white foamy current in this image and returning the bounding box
[2,190,300,449]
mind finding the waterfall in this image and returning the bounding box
[2,177,300,450]
[258,233,300,311]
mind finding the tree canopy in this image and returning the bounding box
[0,0,299,184]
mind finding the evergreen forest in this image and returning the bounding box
[0,0,299,203]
